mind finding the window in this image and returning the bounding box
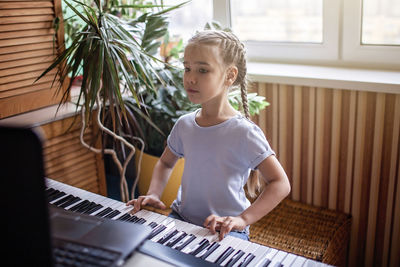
[164,0,400,68]
[163,0,213,42]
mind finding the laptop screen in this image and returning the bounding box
[1,126,53,266]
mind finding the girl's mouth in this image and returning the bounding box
[187,89,199,94]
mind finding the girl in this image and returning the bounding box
[127,30,290,241]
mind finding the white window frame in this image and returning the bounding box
[342,0,400,66]
[213,0,400,68]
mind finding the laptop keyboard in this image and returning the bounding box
[53,240,121,267]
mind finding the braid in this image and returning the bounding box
[240,80,250,119]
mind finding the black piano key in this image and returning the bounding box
[175,234,196,251]
[94,207,113,217]
[103,210,121,219]
[59,196,81,208]
[136,218,147,224]
[148,222,158,229]
[77,202,97,213]
[83,204,103,214]
[238,253,256,267]
[189,239,209,256]
[45,188,58,198]
[117,213,132,221]
[158,229,179,245]
[48,191,67,202]
[68,200,89,212]
[214,246,235,265]
[260,258,272,267]
[148,225,167,240]
[167,232,187,248]
[128,215,139,223]
[226,250,245,267]
[53,194,73,206]
[200,242,220,260]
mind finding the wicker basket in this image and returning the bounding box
[249,199,351,266]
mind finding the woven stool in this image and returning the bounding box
[249,199,351,266]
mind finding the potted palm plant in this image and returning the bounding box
[37,0,186,202]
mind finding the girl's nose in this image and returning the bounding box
[185,73,196,85]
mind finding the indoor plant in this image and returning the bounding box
[37,0,185,202]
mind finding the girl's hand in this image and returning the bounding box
[203,214,247,241]
[126,194,166,213]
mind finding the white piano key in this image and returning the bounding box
[269,250,288,267]
[204,235,237,263]
[281,253,298,266]
[247,245,272,267]
[289,256,307,267]
[233,242,261,267]
[220,237,249,266]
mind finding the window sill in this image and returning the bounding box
[248,62,400,94]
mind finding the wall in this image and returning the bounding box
[253,82,400,267]
[0,0,66,118]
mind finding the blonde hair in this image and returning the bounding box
[188,30,264,198]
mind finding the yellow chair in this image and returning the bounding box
[135,151,184,207]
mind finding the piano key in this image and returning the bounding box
[256,248,278,267]
[158,229,180,245]
[246,244,271,267]
[199,242,220,260]
[221,239,252,267]
[205,235,237,263]
[268,250,287,267]
[225,250,245,267]
[189,238,210,255]
[237,252,256,267]
[280,253,298,266]
[165,231,186,247]
[173,234,196,251]
[214,246,235,265]
[289,256,307,267]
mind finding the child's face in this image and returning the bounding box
[183,43,229,106]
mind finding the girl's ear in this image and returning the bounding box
[226,66,238,86]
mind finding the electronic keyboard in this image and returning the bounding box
[45,178,332,267]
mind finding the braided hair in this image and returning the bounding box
[187,30,262,198]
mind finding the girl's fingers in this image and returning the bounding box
[219,217,234,240]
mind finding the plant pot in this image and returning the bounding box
[135,150,184,207]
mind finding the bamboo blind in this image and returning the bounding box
[37,114,107,196]
[0,0,66,118]
[253,82,400,267]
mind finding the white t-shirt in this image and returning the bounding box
[167,110,275,227]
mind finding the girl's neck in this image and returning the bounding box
[196,101,238,127]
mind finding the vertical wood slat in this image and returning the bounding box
[292,85,302,201]
[307,87,316,204]
[345,91,357,214]
[278,84,288,173]
[256,82,400,267]
[384,94,400,267]
[314,88,325,206]
[365,93,385,266]
[329,89,342,209]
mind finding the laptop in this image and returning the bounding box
[1,125,152,267]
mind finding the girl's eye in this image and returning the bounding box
[184,67,190,72]
[199,68,208,73]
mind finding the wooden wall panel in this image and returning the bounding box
[254,82,400,267]
[37,115,107,196]
[0,0,67,119]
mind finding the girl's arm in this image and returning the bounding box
[240,155,291,225]
[126,147,179,212]
[204,155,290,240]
